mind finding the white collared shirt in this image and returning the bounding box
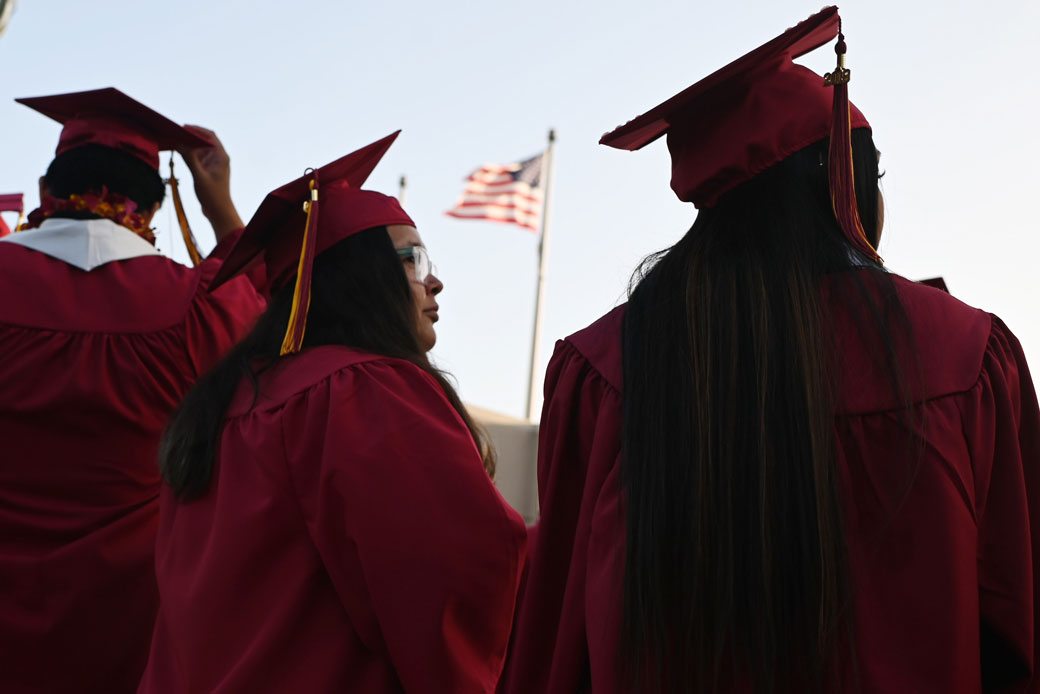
[0,217,160,271]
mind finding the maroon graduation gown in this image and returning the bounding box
[139,346,527,693]
[0,238,264,693]
[500,272,1040,693]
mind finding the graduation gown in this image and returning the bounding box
[500,272,1040,693]
[0,220,264,694]
[139,346,527,693]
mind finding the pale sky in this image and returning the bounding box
[1,0,1037,419]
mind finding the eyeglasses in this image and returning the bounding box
[395,246,437,284]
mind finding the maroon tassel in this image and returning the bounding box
[825,28,881,263]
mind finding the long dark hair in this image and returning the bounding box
[161,227,495,501]
[620,129,906,692]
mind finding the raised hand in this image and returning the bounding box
[178,125,244,242]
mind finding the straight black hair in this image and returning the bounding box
[161,226,494,501]
[620,128,911,692]
[44,144,167,211]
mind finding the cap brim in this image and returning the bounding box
[599,6,840,151]
[16,87,212,151]
[209,130,401,290]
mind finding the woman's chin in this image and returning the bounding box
[419,328,437,353]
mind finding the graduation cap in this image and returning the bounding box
[601,6,878,261]
[16,87,211,171]
[16,88,218,264]
[210,131,414,355]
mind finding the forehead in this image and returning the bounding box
[386,224,422,248]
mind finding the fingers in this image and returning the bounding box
[182,124,220,148]
[178,125,227,164]
[178,128,231,181]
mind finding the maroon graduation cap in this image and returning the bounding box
[601,6,878,261]
[16,88,211,172]
[211,131,414,355]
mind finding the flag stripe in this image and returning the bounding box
[451,201,541,216]
[446,210,538,231]
[452,191,542,206]
[467,171,516,184]
[448,207,538,221]
[459,180,542,194]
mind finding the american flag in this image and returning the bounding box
[446,154,544,232]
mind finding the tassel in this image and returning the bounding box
[166,156,204,266]
[280,173,320,356]
[824,25,881,264]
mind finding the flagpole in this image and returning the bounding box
[525,129,555,423]
[398,175,408,206]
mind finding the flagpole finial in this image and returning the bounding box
[548,128,556,143]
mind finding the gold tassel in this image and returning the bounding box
[280,176,320,356]
[166,156,203,266]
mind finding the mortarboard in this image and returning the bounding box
[16,88,211,172]
[601,6,878,261]
[210,131,414,355]
[17,88,217,263]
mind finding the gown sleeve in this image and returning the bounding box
[500,337,625,694]
[206,227,243,262]
[286,358,527,694]
[206,227,270,297]
[182,249,266,377]
[968,316,1040,691]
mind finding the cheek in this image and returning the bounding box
[411,283,426,313]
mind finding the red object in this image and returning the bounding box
[0,192,23,237]
[445,155,544,232]
[0,193,23,212]
[15,88,212,171]
[0,234,265,693]
[138,346,527,692]
[500,274,1040,693]
[600,6,869,210]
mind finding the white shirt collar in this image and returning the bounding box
[0,217,160,271]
